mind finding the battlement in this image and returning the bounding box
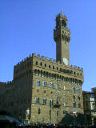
[33,53,83,72]
[14,53,83,72]
[0,81,13,88]
[13,53,83,84]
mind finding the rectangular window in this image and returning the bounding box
[49,99,53,107]
[43,98,47,105]
[73,102,76,108]
[78,103,81,108]
[73,87,76,93]
[38,108,41,114]
[37,80,41,86]
[91,94,94,98]
[35,97,40,104]
[42,81,47,87]
[73,96,75,102]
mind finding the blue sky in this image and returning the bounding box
[0,0,96,91]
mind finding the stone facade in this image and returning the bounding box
[0,13,84,125]
[0,81,15,115]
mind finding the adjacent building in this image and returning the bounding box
[0,13,84,125]
[83,87,96,125]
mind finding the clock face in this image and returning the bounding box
[63,58,68,65]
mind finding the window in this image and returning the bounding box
[77,88,81,94]
[91,93,94,98]
[78,103,81,108]
[37,80,40,86]
[43,98,47,105]
[42,81,47,87]
[57,111,59,116]
[49,99,53,107]
[78,96,80,101]
[40,62,42,66]
[38,108,41,114]
[45,64,46,67]
[51,91,53,94]
[36,61,38,65]
[56,97,59,105]
[35,97,40,104]
[73,95,75,102]
[73,102,76,108]
[49,82,52,87]
[37,89,39,92]
[49,65,51,68]
[44,90,46,93]
[73,87,76,93]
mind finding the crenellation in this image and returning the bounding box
[14,53,83,74]
[14,53,83,85]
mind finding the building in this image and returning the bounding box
[0,13,84,125]
[83,87,96,125]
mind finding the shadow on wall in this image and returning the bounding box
[59,112,86,126]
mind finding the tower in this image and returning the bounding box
[54,13,70,65]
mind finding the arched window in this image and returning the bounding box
[45,64,46,67]
[49,65,51,68]
[36,61,38,65]
[78,96,80,101]
[42,81,47,87]
[40,62,42,66]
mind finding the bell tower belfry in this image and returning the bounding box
[54,13,70,65]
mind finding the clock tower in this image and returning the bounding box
[54,13,70,65]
